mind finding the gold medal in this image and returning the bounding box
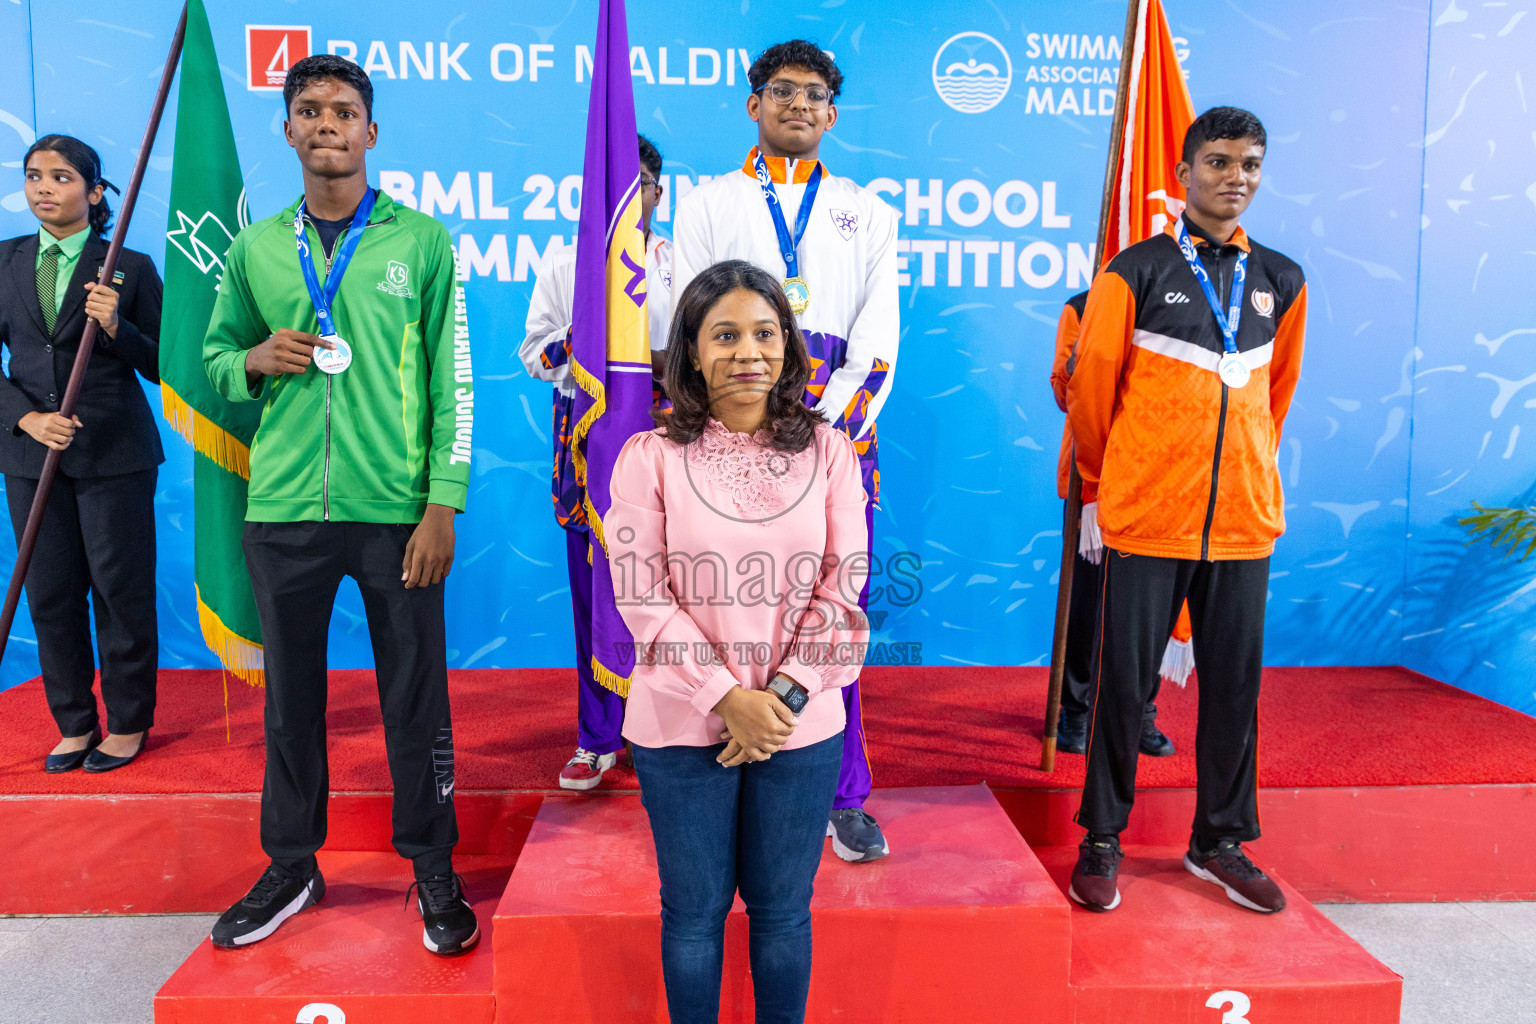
[783,276,812,315]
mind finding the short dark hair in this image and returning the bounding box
[659,260,823,453]
[747,40,843,100]
[283,54,374,121]
[638,134,662,178]
[1182,106,1266,165]
[24,135,114,236]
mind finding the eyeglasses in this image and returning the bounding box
[640,175,660,193]
[761,80,832,109]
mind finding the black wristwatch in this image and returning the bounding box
[767,673,810,716]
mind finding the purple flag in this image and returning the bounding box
[568,0,653,697]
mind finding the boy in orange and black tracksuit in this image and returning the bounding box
[1049,293,1172,758]
[1065,107,1306,915]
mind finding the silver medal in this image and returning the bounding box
[1218,351,1250,389]
[314,335,353,375]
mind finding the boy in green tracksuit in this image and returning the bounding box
[203,55,478,956]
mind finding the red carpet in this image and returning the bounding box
[1,666,1533,795]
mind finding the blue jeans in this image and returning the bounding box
[632,733,843,1024]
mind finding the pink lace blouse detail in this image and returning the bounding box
[687,419,815,520]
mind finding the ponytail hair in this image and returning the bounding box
[24,134,120,237]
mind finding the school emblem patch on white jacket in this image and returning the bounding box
[830,208,859,240]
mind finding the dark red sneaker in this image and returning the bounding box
[1068,834,1124,911]
[1184,839,1286,913]
[559,748,617,791]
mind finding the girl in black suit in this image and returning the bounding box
[0,135,164,773]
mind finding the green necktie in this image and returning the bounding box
[38,242,63,336]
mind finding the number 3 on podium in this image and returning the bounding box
[297,1004,346,1024]
[1206,990,1251,1024]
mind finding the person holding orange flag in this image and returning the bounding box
[1050,292,1181,757]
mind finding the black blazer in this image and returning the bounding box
[0,233,165,479]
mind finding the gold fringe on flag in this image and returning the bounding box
[161,383,252,480]
[569,359,633,697]
[567,356,610,555]
[196,584,264,688]
[592,654,631,698]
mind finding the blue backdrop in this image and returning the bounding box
[0,0,1530,715]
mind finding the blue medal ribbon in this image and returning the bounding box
[753,151,823,281]
[1174,216,1247,358]
[294,188,376,339]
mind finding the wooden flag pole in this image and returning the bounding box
[0,3,189,664]
[1041,467,1082,773]
[1042,0,1144,772]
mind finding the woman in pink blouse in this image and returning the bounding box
[607,259,869,1024]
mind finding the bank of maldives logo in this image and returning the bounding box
[247,25,311,92]
[932,32,1013,114]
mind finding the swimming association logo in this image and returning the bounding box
[1251,290,1275,318]
[932,32,1013,114]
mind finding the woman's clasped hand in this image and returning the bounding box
[714,685,799,765]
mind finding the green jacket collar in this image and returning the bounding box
[279,187,397,225]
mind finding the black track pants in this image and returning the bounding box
[1075,549,1268,844]
[243,521,458,880]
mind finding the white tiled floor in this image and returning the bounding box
[0,915,215,1024]
[1,904,1534,1023]
[1319,902,1536,1024]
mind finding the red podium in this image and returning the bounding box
[493,785,1072,1023]
[155,852,516,1024]
[153,785,1401,1023]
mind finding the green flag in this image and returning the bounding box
[160,0,264,685]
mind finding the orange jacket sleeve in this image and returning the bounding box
[1268,282,1308,445]
[1066,271,1137,505]
[1049,302,1081,413]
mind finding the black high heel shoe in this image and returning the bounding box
[44,728,102,774]
[83,729,149,773]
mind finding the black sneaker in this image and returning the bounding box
[1185,839,1286,913]
[211,864,325,948]
[1056,710,1087,755]
[1068,833,1124,911]
[409,873,480,955]
[826,807,891,863]
[1139,704,1175,757]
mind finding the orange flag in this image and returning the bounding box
[1162,601,1196,688]
[1103,0,1199,686]
[1100,0,1196,267]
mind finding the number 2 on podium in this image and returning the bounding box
[296,1005,345,1024]
[1207,990,1252,1024]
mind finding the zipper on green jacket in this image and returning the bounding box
[317,217,337,522]
[303,200,397,523]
